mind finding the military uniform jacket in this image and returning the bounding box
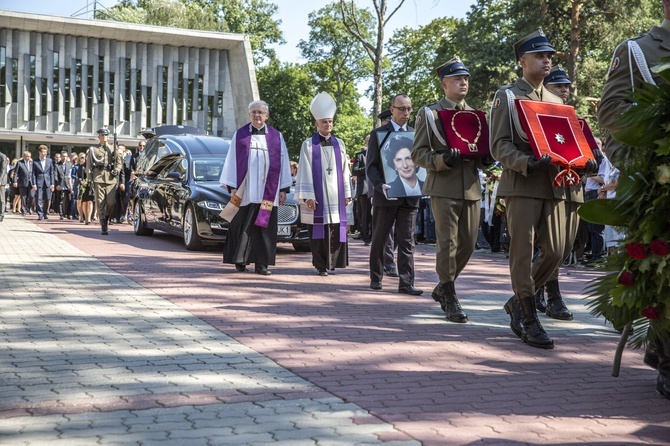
[86,143,124,186]
[411,97,483,201]
[598,24,670,157]
[489,79,567,200]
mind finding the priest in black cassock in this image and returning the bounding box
[295,92,352,276]
[219,100,292,276]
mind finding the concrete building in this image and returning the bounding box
[0,9,258,158]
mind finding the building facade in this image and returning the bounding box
[0,10,258,158]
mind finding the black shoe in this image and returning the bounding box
[504,296,523,338]
[364,241,371,246]
[384,267,399,277]
[254,264,271,276]
[44,215,48,220]
[317,268,328,276]
[37,216,43,220]
[433,282,467,323]
[534,286,547,313]
[235,264,247,272]
[398,285,423,296]
[370,281,382,290]
[519,297,554,349]
[352,234,363,240]
[545,280,573,321]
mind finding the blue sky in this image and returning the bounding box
[0,0,475,62]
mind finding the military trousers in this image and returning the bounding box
[93,181,118,221]
[542,200,581,282]
[431,196,479,284]
[506,196,566,298]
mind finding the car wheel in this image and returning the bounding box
[292,242,311,252]
[183,203,205,251]
[133,200,153,236]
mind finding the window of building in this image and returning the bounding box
[64,67,71,122]
[197,74,203,110]
[41,78,47,116]
[187,77,193,120]
[146,86,152,128]
[161,66,167,125]
[136,69,141,104]
[109,71,115,124]
[217,92,223,117]
[86,65,93,116]
[0,47,5,105]
[177,62,183,124]
[124,58,131,121]
[11,58,18,104]
[53,52,59,112]
[98,56,104,99]
[207,95,213,132]
[29,55,36,120]
[75,59,82,109]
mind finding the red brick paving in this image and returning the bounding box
[37,216,670,445]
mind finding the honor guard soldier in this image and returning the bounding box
[86,128,124,235]
[412,57,492,323]
[598,1,670,399]
[530,65,582,320]
[489,30,566,349]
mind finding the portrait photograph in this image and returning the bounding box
[377,131,426,198]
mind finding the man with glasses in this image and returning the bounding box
[412,57,492,323]
[219,100,291,276]
[366,94,422,296]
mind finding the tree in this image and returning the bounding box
[298,2,372,111]
[102,0,284,64]
[338,0,407,126]
[384,17,463,112]
[256,61,316,159]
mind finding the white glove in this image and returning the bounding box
[382,184,398,201]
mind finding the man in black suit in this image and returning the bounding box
[55,151,73,219]
[366,94,422,296]
[32,145,55,220]
[351,135,371,245]
[0,152,8,222]
[12,151,36,215]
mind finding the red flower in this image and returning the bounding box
[642,306,661,320]
[625,242,648,260]
[618,271,635,286]
[649,239,670,256]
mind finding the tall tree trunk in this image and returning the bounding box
[568,0,582,98]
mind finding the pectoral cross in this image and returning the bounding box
[326,167,333,175]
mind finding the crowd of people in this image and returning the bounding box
[2,137,145,230]
[3,3,668,398]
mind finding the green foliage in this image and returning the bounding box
[256,61,316,160]
[580,60,670,348]
[333,111,373,158]
[103,0,284,64]
[385,18,463,111]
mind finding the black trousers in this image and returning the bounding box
[369,202,417,287]
[356,195,372,242]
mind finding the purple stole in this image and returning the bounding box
[234,124,282,228]
[310,133,347,241]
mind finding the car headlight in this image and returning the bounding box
[197,200,226,211]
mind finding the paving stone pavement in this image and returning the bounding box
[0,214,418,446]
[1,212,670,445]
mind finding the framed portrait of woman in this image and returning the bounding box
[377,131,426,198]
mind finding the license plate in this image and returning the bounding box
[277,225,291,236]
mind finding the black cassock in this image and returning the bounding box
[223,203,279,266]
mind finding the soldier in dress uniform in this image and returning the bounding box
[489,30,566,349]
[530,65,583,320]
[86,128,124,235]
[598,0,670,399]
[411,57,492,323]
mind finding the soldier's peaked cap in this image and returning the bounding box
[97,128,110,135]
[514,29,555,61]
[544,65,571,85]
[435,57,470,79]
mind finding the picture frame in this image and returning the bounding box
[376,131,426,198]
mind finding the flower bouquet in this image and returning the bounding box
[579,58,670,374]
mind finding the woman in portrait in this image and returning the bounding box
[384,134,423,198]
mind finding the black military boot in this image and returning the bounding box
[518,296,554,349]
[504,295,523,338]
[101,217,109,235]
[432,282,467,323]
[544,279,573,320]
[534,285,547,312]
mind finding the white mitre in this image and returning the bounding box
[310,92,337,120]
